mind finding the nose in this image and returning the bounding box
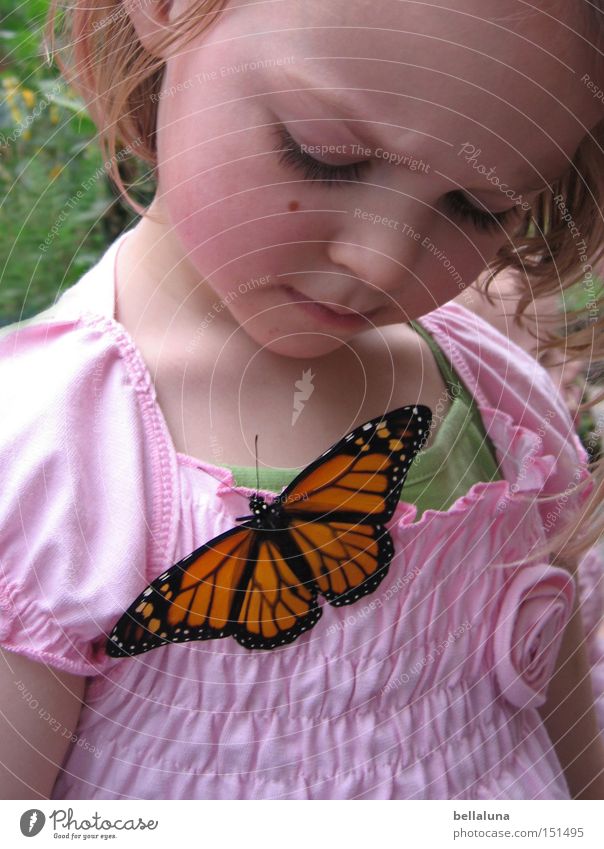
[326,200,434,299]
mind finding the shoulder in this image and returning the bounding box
[421,299,591,511]
[0,271,178,676]
[1,231,125,394]
[419,299,573,424]
[0,304,177,555]
[0,231,152,448]
[0,312,140,451]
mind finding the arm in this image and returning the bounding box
[538,569,604,799]
[0,647,85,799]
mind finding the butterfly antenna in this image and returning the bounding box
[188,436,264,501]
[193,468,245,498]
[255,433,260,493]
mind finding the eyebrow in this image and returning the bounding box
[278,77,573,196]
[279,76,382,122]
[276,79,444,150]
[281,86,400,140]
[482,161,573,197]
[478,177,552,197]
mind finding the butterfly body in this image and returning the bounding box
[236,493,294,530]
[106,404,432,655]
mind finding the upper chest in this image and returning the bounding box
[128,323,452,467]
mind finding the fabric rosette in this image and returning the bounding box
[492,563,575,709]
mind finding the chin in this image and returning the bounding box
[247,328,347,360]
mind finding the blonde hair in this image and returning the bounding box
[45,1,227,213]
[45,0,604,566]
[481,3,604,566]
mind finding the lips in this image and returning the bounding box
[284,285,380,319]
[323,302,367,317]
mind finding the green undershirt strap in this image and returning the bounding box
[225,321,502,519]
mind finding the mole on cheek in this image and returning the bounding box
[288,200,300,212]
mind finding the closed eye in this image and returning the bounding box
[273,124,368,186]
[273,124,524,233]
[443,190,523,234]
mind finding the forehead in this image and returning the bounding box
[215,0,603,190]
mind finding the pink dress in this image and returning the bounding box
[0,232,596,800]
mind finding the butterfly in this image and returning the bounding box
[105,404,432,656]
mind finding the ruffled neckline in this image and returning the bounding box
[176,399,560,530]
[211,393,473,484]
[51,230,591,541]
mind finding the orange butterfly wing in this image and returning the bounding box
[106,526,321,655]
[286,518,392,606]
[106,405,431,655]
[279,405,430,522]
[274,405,431,605]
[233,536,321,649]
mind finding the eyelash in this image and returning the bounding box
[273,125,521,234]
[443,191,520,234]
[273,125,366,185]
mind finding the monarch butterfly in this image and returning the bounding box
[106,404,431,655]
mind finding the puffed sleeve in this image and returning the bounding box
[421,303,595,541]
[531,388,594,545]
[0,315,177,676]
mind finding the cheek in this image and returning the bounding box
[161,156,318,295]
[181,191,309,286]
[157,107,286,265]
[407,228,511,314]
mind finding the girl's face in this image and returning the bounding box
[149,0,603,358]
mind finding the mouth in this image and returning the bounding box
[283,285,381,329]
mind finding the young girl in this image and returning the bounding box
[2,0,604,800]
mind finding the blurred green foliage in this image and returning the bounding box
[561,276,604,315]
[0,0,152,323]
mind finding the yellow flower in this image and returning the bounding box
[2,76,19,103]
[10,106,23,124]
[50,105,60,125]
[21,89,36,108]
[49,165,63,180]
[23,130,32,141]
